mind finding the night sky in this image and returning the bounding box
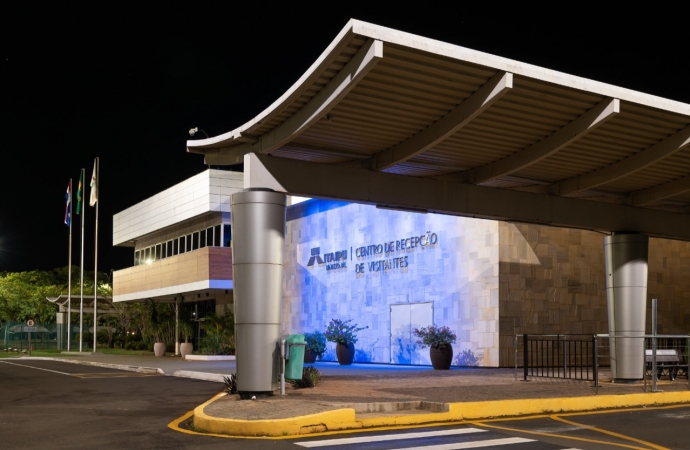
[2,5,689,273]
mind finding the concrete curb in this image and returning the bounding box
[172,370,226,383]
[192,391,690,437]
[193,394,359,436]
[185,355,236,361]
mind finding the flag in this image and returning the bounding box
[89,158,98,206]
[64,181,71,226]
[76,170,83,214]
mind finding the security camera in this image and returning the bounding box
[189,127,198,136]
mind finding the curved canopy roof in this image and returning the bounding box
[187,19,690,240]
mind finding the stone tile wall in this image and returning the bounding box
[498,223,690,366]
[282,200,500,367]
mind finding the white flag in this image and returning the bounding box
[89,159,98,206]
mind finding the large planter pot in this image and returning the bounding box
[304,349,317,364]
[430,346,453,370]
[180,342,193,358]
[335,342,355,365]
[153,342,166,357]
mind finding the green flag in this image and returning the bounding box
[76,170,83,214]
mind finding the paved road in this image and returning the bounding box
[1,359,689,449]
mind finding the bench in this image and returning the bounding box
[645,349,688,381]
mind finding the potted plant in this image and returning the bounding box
[180,321,194,358]
[325,319,368,365]
[146,299,166,357]
[303,330,327,363]
[413,324,457,370]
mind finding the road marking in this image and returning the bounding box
[471,421,649,450]
[382,437,534,449]
[0,360,72,375]
[550,415,670,450]
[71,372,157,378]
[295,428,486,447]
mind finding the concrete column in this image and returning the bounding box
[604,233,648,381]
[230,188,286,397]
[56,311,66,350]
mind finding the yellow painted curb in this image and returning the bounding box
[193,391,690,437]
[193,395,360,437]
[446,391,690,420]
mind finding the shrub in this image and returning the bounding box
[223,374,238,395]
[136,341,148,351]
[198,311,235,355]
[303,331,327,359]
[290,366,321,389]
[413,325,457,350]
[325,319,368,346]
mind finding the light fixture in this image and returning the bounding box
[189,127,209,138]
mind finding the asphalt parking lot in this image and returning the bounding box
[2,359,690,449]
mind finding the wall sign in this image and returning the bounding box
[307,232,438,275]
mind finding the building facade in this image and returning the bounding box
[113,170,690,366]
[112,169,241,317]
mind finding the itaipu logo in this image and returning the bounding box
[307,247,347,271]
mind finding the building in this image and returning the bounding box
[112,170,690,367]
[112,170,241,344]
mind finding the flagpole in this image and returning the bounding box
[79,168,85,353]
[67,179,73,352]
[93,157,99,352]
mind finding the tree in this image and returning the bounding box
[0,270,62,323]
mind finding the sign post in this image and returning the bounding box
[25,320,35,356]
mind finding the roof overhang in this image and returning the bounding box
[187,19,690,240]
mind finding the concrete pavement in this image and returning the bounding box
[29,352,690,438]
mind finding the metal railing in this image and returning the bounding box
[1,321,61,353]
[516,333,690,394]
[515,334,597,382]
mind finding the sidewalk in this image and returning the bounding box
[40,353,690,437]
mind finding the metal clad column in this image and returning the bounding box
[56,311,66,350]
[231,189,286,396]
[604,233,648,381]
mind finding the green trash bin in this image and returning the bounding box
[285,334,306,380]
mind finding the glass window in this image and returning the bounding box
[192,232,199,250]
[223,225,231,247]
[167,240,173,257]
[214,225,221,246]
[155,244,161,261]
[200,230,206,248]
[186,234,192,252]
[179,236,186,254]
[173,239,178,255]
[134,250,140,266]
[144,247,150,262]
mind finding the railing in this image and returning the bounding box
[516,333,690,394]
[515,334,597,382]
[1,321,61,353]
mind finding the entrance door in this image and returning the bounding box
[390,302,433,365]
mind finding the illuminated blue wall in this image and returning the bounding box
[282,199,500,367]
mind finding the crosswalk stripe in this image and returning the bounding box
[295,428,486,447]
[385,437,534,449]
